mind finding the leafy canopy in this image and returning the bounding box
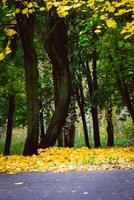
[0,0,134,61]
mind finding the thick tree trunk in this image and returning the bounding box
[58,132,64,147]
[91,106,101,147]
[83,61,101,147]
[64,124,75,147]
[53,68,64,147]
[106,108,114,146]
[118,79,134,123]
[15,6,39,155]
[43,68,71,147]
[40,9,71,147]
[3,94,14,155]
[75,77,90,148]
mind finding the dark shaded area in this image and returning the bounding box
[0,170,134,200]
[3,94,14,155]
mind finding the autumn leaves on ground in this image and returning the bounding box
[0,146,134,174]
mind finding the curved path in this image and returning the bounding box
[0,170,134,200]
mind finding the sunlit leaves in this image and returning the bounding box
[5,45,11,55]
[5,29,17,37]
[106,18,117,28]
[0,0,134,62]
[0,146,134,173]
[0,43,11,61]
[2,0,7,9]
[87,0,95,9]
[121,21,134,39]
[105,1,115,12]
[0,53,5,61]
[15,8,20,14]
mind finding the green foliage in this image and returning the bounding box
[0,128,26,154]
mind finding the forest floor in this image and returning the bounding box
[0,146,134,173]
[0,170,134,200]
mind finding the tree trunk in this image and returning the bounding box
[53,68,64,147]
[64,94,76,147]
[58,132,64,147]
[39,101,45,141]
[3,94,14,155]
[91,106,101,147]
[75,77,90,148]
[83,61,101,147]
[106,108,114,146]
[40,9,71,147]
[15,6,39,155]
[118,79,134,123]
[3,0,17,156]
[92,49,101,147]
[64,124,75,147]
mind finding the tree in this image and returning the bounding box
[39,8,71,147]
[0,0,133,154]
[15,2,39,155]
[75,75,90,148]
[106,108,114,146]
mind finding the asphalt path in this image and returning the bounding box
[0,170,134,200]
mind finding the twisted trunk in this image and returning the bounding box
[40,9,71,147]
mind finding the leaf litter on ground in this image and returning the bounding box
[0,146,134,174]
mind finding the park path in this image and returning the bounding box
[0,170,134,200]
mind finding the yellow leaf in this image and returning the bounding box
[22,8,28,15]
[106,18,117,28]
[28,9,34,14]
[95,29,101,33]
[5,46,11,55]
[0,53,5,61]
[39,7,45,11]
[100,15,107,20]
[28,2,33,8]
[6,29,17,37]
[15,8,20,14]
[87,0,94,9]
[2,0,7,9]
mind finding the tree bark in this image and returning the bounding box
[106,108,114,146]
[3,94,14,155]
[64,94,76,147]
[92,49,101,147]
[58,132,64,147]
[75,76,90,148]
[40,9,71,147]
[15,5,39,155]
[39,100,45,141]
[83,61,101,147]
[118,79,134,123]
[3,0,17,156]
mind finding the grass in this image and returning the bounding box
[0,128,26,155]
[0,117,134,155]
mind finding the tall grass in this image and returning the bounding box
[0,117,133,155]
[0,128,26,155]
